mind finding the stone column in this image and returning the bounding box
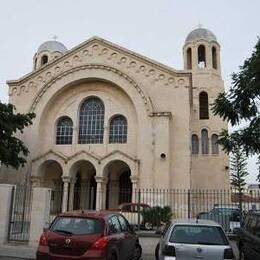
[62,177,70,212]
[29,187,51,246]
[95,177,106,210]
[103,125,109,149]
[0,184,14,244]
[131,176,139,203]
[68,178,76,211]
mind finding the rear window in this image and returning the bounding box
[169,225,228,245]
[50,217,103,235]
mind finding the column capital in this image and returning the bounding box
[95,176,108,184]
[62,176,71,184]
[130,176,139,184]
[31,176,41,187]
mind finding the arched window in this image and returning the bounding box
[212,47,217,69]
[41,55,48,66]
[78,97,105,144]
[201,129,209,154]
[199,92,209,119]
[187,48,192,69]
[211,134,219,154]
[191,134,199,154]
[109,115,128,143]
[56,117,73,145]
[198,45,206,68]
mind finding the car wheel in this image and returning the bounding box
[133,244,142,260]
[155,243,159,260]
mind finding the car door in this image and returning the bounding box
[108,215,125,260]
[118,215,136,259]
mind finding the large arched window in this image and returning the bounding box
[201,129,209,154]
[212,46,218,69]
[109,115,128,143]
[187,48,192,69]
[78,97,105,144]
[56,117,73,145]
[199,92,209,119]
[211,134,219,154]
[198,45,206,68]
[191,134,199,154]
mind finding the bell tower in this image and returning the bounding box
[183,27,229,190]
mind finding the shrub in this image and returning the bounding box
[142,206,172,227]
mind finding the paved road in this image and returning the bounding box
[0,237,238,260]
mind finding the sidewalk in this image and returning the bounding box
[0,243,36,260]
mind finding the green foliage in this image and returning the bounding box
[230,146,249,192]
[142,206,172,227]
[212,39,260,155]
[257,156,260,183]
[0,102,35,169]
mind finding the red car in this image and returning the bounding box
[36,210,142,260]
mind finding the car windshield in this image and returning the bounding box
[169,225,228,245]
[50,217,103,235]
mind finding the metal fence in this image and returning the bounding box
[8,184,32,242]
[48,187,260,233]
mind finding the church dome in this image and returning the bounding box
[185,28,217,44]
[37,41,67,54]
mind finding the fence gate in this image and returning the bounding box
[8,184,32,242]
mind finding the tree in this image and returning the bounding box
[257,155,260,183]
[0,102,35,169]
[230,146,249,193]
[212,39,260,155]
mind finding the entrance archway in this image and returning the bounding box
[38,160,63,214]
[69,160,97,210]
[104,160,132,209]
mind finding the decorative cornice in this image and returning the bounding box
[100,149,140,164]
[32,149,67,163]
[7,36,190,85]
[66,150,101,163]
[29,64,154,114]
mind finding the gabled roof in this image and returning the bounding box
[7,36,189,85]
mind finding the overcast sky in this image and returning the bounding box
[0,0,259,183]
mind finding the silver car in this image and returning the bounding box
[155,219,235,260]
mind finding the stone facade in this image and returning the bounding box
[1,28,229,210]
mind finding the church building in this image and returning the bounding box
[1,27,230,211]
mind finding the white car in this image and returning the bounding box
[155,218,234,260]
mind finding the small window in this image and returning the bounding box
[109,115,128,143]
[191,134,199,154]
[41,55,48,66]
[211,134,219,154]
[56,117,73,145]
[108,216,121,234]
[212,47,217,69]
[187,48,192,69]
[198,45,206,68]
[201,129,209,154]
[199,92,209,120]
